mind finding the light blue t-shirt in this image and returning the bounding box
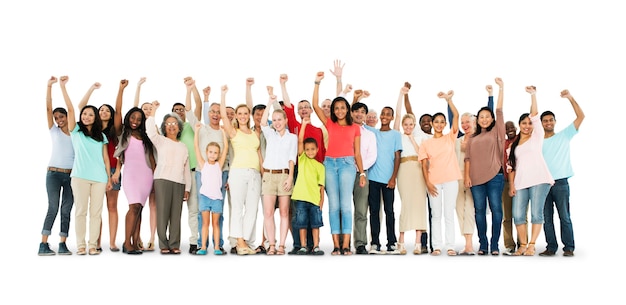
[364,126,403,184]
[70,125,109,183]
[49,126,74,169]
[542,123,578,180]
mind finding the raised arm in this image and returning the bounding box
[342,84,352,100]
[495,77,504,110]
[46,76,58,129]
[525,85,537,116]
[184,78,195,112]
[59,76,76,131]
[561,89,585,130]
[114,79,128,136]
[279,74,292,108]
[394,85,409,131]
[193,122,205,169]
[260,92,276,128]
[438,90,459,135]
[245,77,254,110]
[78,81,101,112]
[133,77,146,108]
[311,72,327,126]
[219,85,236,138]
[298,117,310,155]
[486,85,494,110]
[202,86,211,124]
[218,127,229,168]
[330,59,345,97]
[191,79,203,121]
[352,89,363,105]
[403,82,414,115]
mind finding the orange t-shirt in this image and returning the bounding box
[418,132,462,185]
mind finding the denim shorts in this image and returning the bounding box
[294,200,323,229]
[110,167,121,191]
[199,194,224,214]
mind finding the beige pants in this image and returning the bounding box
[71,177,106,250]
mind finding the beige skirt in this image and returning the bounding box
[397,159,428,232]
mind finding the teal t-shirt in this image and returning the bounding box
[542,123,578,180]
[70,125,109,183]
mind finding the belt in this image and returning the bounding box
[190,168,196,171]
[400,156,419,163]
[48,167,72,174]
[263,169,289,174]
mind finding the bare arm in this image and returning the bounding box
[59,76,76,132]
[279,74,291,108]
[403,82,414,115]
[193,123,205,170]
[78,82,101,112]
[245,77,254,110]
[114,79,128,136]
[191,81,203,121]
[298,118,310,155]
[218,128,228,168]
[495,77,504,110]
[260,93,276,128]
[312,72,327,126]
[46,76,58,129]
[561,89,585,130]
[219,85,236,138]
[394,86,409,131]
[330,59,345,96]
[525,86,538,116]
[133,77,146,107]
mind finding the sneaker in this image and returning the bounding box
[355,245,368,255]
[502,247,515,256]
[369,244,382,254]
[196,249,207,255]
[387,244,401,255]
[58,242,72,255]
[539,249,556,257]
[288,247,301,255]
[563,250,574,257]
[189,244,198,254]
[311,247,324,256]
[421,245,429,254]
[38,242,56,256]
[297,247,308,255]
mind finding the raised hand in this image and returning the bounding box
[302,117,311,125]
[486,85,493,95]
[447,90,454,98]
[120,79,128,89]
[495,77,503,87]
[267,86,274,96]
[315,71,324,82]
[525,86,536,94]
[60,76,69,85]
[354,89,363,99]
[400,86,409,95]
[203,86,211,97]
[194,122,202,131]
[221,85,228,94]
[138,77,146,86]
[152,100,160,109]
[363,91,370,98]
[92,82,101,90]
[279,74,288,84]
[329,59,345,78]
[185,78,195,89]
[404,82,412,90]
[48,76,58,86]
[560,89,571,99]
[343,84,353,94]
[246,77,255,86]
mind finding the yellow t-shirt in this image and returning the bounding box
[230,129,260,171]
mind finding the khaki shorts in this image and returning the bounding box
[261,171,293,196]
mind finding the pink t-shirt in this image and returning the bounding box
[324,118,361,158]
[418,132,462,185]
[199,161,223,200]
[508,114,554,190]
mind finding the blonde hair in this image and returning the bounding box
[233,104,251,129]
[402,113,416,124]
[205,141,221,155]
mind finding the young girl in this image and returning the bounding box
[193,122,228,255]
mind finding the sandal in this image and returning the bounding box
[342,248,352,256]
[145,242,155,252]
[477,250,487,256]
[77,248,87,255]
[331,248,341,256]
[88,248,101,255]
[512,244,528,256]
[160,248,171,254]
[266,244,276,255]
[255,245,267,254]
[491,250,500,256]
[524,243,536,256]
[170,248,182,254]
[277,245,286,255]
[447,249,457,256]
[431,249,441,256]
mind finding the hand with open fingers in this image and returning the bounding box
[330,59,345,77]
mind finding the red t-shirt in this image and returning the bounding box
[284,104,326,163]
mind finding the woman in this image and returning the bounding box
[260,94,297,255]
[39,76,75,256]
[418,90,461,256]
[94,82,125,252]
[220,85,261,256]
[312,71,366,256]
[113,105,155,255]
[454,112,477,255]
[60,76,112,256]
[146,101,191,255]
[507,86,554,256]
[393,85,430,255]
[464,77,506,255]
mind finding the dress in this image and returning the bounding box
[122,136,153,206]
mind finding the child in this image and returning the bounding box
[290,118,325,255]
[194,122,228,255]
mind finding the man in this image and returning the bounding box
[539,89,584,257]
[501,120,520,255]
[350,102,377,254]
[364,106,402,254]
[366,110,379,128]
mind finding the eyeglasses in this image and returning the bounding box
[208,110,220,115]
[173,108,185,113]
[165,122,178,126]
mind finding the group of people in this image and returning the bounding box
[39,60,583,258]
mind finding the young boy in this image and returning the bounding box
[290,118,325,255]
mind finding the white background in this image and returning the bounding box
[1,0,623,303]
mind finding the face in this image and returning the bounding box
[519,116,533,136]
[141,103,153,116]
[321,99,331,117]
[351,107,366,125]
[226,107,235,121]
[333,101,348,121]
[432,115,446,134]
[304,142,318,159]
[206,145,220,162]
[541,115,555,133]
[208,104,221,126]
[460,115,474,134]
[272,112,287,132]
[236,107,250,126]
[366,112,378,127]
[99,106,111,121]
[505,121,517,139]
[81,107,96,126]
[164,117,180,138]
[253,108,264,126]
[53,112,67,129]
[402,117,415,135]
[477,109,494,130]
[128,111,143,130]
[298,101,312,119]
[379,108,394,126]
[419,116,432,134]
[172,105,186,121]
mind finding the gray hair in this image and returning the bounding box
[161,112,184,139]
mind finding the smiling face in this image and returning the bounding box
[81,107,96,126]
[304,142,318,159]
[235,105,250,127]
[460,114,475,135]
[402,116,415,135]
[53,111,67,129]
[298,101,312,119]
[332,100,348,121]
[431,114,446,134]
[366,111,378,127]
[128,110,143,130]
[321,99,331,118]
[226,107,235,122]
[505,121,517,139]
[351,107,366,125]
[141,103,153,116]
[164,116,180,138]
[419,115,432,134]
[208,104,221,127]
[271,111,287,132]
[99,105,112,122]
[477,109,494,130]
[172,104,186,121]
[206,144,220,162]
[253,107,264,127]
[541,114,555,133]
[519,116,533,136]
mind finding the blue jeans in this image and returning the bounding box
[196,170,227,247]
[291,164,313,249]
[368,180,397,247]
[324,156,356,234]
[543,178,574,252]
[513,183,551,225]
[42,170,74,237]
[471,173,504,252]
[294,200,324,229]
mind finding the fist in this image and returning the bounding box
[60,76,69,84]
[152,100,160,108]
[280,74,288,83]
[246,77,255,86]
[203,86,211,96]
[495,77,503,87]
[48,76,58,85]
[93,82,101,89]
[486,85,492,92]
[267,86,274,95]
[560,89,570,98]
[138,77,146,86]
[221,85,228,93]
[363,91,370,98]
[400,86,409,95]
[525,86,536,94]
[120,79,128,88]
[404,82,411,90]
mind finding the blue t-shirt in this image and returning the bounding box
[542,123,578,180]
[70,125,109,183]
[364,126,402,184]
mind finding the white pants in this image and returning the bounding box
[428,180,458,251]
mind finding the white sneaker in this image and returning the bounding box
[369,245,382,254]
[502,247,515,256]
[387,243,401,255]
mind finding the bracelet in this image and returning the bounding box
[359,172,366,177]
[314,81,320,85]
